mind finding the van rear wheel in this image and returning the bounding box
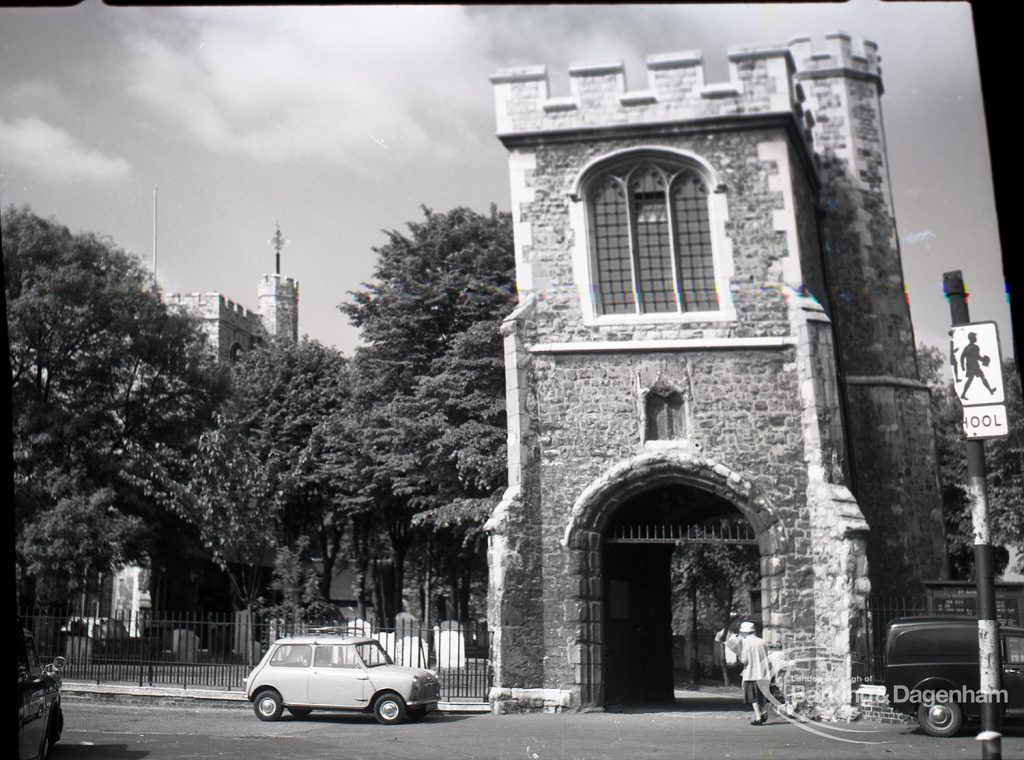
[918,701,962,737]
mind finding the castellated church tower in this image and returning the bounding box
[165,228,299,363]
[258,272,300,345]
[485,32,946,713]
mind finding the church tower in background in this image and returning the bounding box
[258,224,299,346]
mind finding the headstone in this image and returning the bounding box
[233,609,253,656]
[345,618,372,637]
[172,629,200,662]
[397,636,427,668]
[377,631,397,662]
[65,635,92,666]
[434,620,466,668]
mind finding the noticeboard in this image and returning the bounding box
[925,582,1024,626]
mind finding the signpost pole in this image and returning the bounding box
[944,270,1002,759]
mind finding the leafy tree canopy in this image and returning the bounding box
[340,205,516,620]
[6,205,228,602]
[179,338,353,608]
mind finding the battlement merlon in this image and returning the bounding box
[165,291,261,322]
[258,274,300,293]
[490,33,882,138]
[788,32,883,94]
[490,45,799,138]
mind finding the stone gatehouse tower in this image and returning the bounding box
[485,32,946,712]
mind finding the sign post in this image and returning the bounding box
[943,271,1002,760]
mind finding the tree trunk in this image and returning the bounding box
[690,582,700,684]
[458,567,471,621]
[390,540,408,626]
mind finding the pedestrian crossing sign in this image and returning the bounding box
[949,321,1004,406]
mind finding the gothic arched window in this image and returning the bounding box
[586,157,719,317]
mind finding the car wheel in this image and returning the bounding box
[287,707,312,718]
[253,690,284,722]
[373,693,407,725]
[407,706,427,721]
[918,700,963,737]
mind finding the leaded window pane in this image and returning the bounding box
[671,175,718,311]
[592,178,634,314]
[631,167,676,314]
[588,158,720,317]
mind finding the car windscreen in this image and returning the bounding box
[355,641,393,668]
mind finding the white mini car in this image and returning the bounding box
[244,635,439,725]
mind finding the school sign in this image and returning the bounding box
[949,321,1008,439]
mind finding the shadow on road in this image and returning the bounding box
[288,712,478,725]
[607,697,746,715]
[51,744,149,759]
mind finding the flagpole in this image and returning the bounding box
[152,185,158,284]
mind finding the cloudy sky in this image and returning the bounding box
[0,1,1011,362]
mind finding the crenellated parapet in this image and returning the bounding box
[491,44,802,138]
[165,291,261,325]
[789,32,882,93]
[258,273,299,294]
[491,32,883,143]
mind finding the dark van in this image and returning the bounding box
[884,616,1024,737]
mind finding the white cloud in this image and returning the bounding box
[120,6,493,171]
[0,116,132,181]
[904,230,937,245]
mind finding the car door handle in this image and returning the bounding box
[1007,668,1023,675]
[356,676,368,681]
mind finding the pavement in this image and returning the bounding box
[49,696,1024,760]
[60,681,747,713]
[60,680,491,712]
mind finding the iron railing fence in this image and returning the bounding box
[858,595,930,684]
[19,607,492,701]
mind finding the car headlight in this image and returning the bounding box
[412,676,421,688]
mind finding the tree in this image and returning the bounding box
[985,358,1024,571]
[179,338,354,610]
[918,344,1021,578]
[671,523,760,684]
[6,206,228,604]
[341,205,515,622]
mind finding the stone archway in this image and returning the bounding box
[559,450,786,707]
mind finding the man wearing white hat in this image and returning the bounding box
[737,621,771,725]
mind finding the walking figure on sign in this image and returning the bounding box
[959,331,997,399]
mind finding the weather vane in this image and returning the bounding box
[268,223,289,275]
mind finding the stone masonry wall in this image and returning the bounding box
[509,126,804,346]
[522,343,819,695]
[165,292,266,363]
[258,274,299,345]
[794,33,946,592]
[846,382,946,593]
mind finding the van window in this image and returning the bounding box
[1005,636,1024,665]
[893,625,977,657]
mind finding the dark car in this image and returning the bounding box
[18,627,65,760]
[884,616,1024,737]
